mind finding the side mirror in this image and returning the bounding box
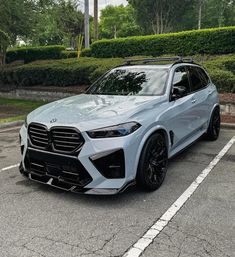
[171,86,187,101]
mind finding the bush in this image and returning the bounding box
[204,55,235,93]
[6,45,65,64]
[0,55,234,93]
[89,27,235,58]
[80,48,92,57]
[60,50,78,59]
[0,57,123,87]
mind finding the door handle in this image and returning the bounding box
[191,98,197,104]
[208,90,212,95]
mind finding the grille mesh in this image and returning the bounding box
[28,123,84,154]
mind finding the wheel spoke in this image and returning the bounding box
[145,136,168,185]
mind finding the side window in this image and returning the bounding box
[188,66,209,92]
[172,66,190,95]
[197,67,210,88]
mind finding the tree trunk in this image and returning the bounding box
[198,0,203,30]
[114,25,117,39]
[94,0,98,40]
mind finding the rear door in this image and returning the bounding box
[187,66,211,131]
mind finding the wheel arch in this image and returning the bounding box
[133,125,170,179]
[208,103,220,128]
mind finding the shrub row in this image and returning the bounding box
[83,27,235,58]
[204,54,235,93]
[60,50,77,59]
[6,45,66,64]
[0,55,234,93]
[0,57,123,87]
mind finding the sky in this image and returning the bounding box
[79,0,128,15]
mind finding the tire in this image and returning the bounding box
[137,132,168,191]
[205,107,221,141]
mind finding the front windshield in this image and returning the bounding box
[86,67,169,96]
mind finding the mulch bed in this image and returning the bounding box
[219,93,235,104]
[221,114,235,124]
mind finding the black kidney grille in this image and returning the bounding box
[28,124,49,148]
[51,128,84,152]
[28,123,84,154]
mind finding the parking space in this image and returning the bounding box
[0,128,234,257]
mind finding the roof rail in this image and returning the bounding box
[124,56,194,65]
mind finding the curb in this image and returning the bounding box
[221,123,235,130]
[0,120,24,129]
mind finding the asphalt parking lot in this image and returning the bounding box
[0,127,234,257]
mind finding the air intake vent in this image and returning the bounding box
[28,123,84,155]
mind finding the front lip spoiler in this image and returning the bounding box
[20,165,136,195]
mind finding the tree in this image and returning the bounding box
[31,0,84,47]
[99,5,141,39]
[202,0,235,28]
[128,0,235,34]
[0,0,36,44]
[54,0,84,48]
[128,0,194,34]
[0,29,10,65]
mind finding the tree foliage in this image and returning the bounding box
[0,0,36,44]
[127,0,235,34]
[99,5,141,39]
[31,0,84,47]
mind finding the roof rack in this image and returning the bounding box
[124,56,194,65]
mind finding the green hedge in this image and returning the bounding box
[6,45,66,64]
[60,50,77,59]
[204,55,235,93]
[0,55,234,92]
[0,57,123,87]
[87,27,235,58]
[80,48,92,57]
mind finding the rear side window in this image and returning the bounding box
[188,66,209,92]
[172,66,190,95]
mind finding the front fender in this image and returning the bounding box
[133,124,170,178]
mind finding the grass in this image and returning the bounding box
[0,115,26,124]
[0,98,46,124]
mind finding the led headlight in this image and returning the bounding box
[87,122,141,138]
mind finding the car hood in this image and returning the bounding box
[27,94,164,132]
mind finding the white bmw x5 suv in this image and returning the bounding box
[19,57,220,194]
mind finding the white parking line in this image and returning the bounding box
[0,163,20,173]
[123,136,235,257]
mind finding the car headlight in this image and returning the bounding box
[87,122,141,138]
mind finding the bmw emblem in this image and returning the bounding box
[50,118,57,123]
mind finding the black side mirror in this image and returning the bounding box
[171,86,187,101]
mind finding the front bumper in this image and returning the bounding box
[19,124,141,195]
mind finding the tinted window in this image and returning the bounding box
[197,67,210,87]
[87,67,169,96]
[188,66,209,92]
[172,66,190,95]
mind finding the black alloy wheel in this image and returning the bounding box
[206,108,221,141]
[137,132,168,191]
